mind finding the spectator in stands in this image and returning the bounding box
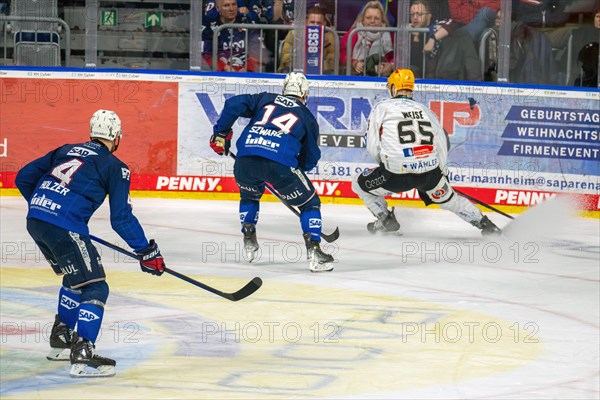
[596,7,600,29]
[266,0,335,25]
[574,42,599,87]
[513,0,572,28]
[337,0,398,33]
[202,0,267,72]
[408,0,481,81]
[424,0,499,53]
[277,6,335,74]
[409,0,433,77]
[340,0,394,77]
[260,0,335,72]
[486,9,558,85]
[204,0,262,23]
[516,2,595,86]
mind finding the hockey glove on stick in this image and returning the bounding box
[137,239,166,276]
[210,129,233,156]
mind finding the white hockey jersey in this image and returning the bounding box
[365,96,448,174]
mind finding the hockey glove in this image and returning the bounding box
[210,129,233,156]
[137,240,165,276]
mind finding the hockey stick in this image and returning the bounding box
[228,152,340,243]
[89,235,262,302]
[454,189,515,220]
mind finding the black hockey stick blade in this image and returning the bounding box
[164,268,262,301]
[90,235,262,302]
[321,226,340,243]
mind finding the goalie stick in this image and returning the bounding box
[228,153,340,243]
[454,189,515,220]
[89,235,262,302]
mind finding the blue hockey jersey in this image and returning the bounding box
[15,141,149,252]
[213,93,321,171]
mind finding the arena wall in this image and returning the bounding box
[1,68,598,215]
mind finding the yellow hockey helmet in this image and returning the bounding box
[387,68,415,95]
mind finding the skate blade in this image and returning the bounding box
[244,244,259,263]
[309,262,334,273]
[47,348,70,361]
[369,230,403,236]
[244,248,258,263]
[70,363,116,378]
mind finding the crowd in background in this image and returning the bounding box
[1,0,598,87]
[199,0,599,87]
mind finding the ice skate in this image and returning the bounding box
[47,314,73,361]
[242,223,259,263]
[69,334,116,378]
[303,233,334,272]
[473,216,502,236]
[367,207,400,234]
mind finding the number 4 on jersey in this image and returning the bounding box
[51,159,83,185]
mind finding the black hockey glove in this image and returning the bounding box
[210,129,233,156]
[137,240,165,276]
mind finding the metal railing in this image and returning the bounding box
[479,28,497,79]
[212,23,340,74]
[480,26,575,85]
[0,16,71,66]
[344,25,429,77]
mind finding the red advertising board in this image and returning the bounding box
[0,78,178,176]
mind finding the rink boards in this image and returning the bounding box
[0,68,598,214]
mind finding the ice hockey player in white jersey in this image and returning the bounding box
[352,68,501,236]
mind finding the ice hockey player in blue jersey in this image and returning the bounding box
[15,110,167,377]
[210,72,334,272]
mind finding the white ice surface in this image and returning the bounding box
[1,195,598,399]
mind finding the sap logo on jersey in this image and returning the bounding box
[245,135,281,149]
[309,218,322,229]
[79,309,100,322]
[274,95,297,108]
[60,294,80,310]
[67,147,98,158]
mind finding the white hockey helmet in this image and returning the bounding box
[282,71,309,101]
[90,109,122,142]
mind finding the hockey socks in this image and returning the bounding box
[77,302,104,344]
[47,287,81,361]
[300,207,322,242]
[239,199,260,225]
[58,286,81,330]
